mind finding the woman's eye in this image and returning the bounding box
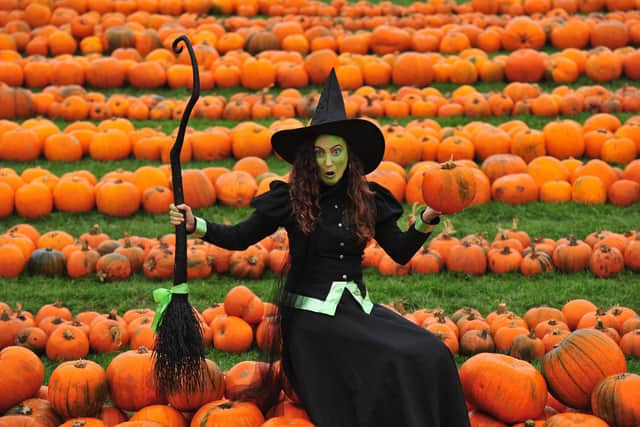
[314,149,324,158]
[332,147,342,156]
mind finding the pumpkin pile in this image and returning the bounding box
[1,293,639,425]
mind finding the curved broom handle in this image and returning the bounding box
[170,35,200,286]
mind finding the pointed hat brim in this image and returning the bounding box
[271,118,385,174]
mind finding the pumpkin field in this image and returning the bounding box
[1,0,640,425]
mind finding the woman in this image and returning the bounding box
[169,69,470,426]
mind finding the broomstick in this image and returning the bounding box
[152,34,206,397]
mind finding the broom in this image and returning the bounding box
[151,34,206,397]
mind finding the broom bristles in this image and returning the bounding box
[153,293,206,396]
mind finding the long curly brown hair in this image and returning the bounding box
[289,138,376,242]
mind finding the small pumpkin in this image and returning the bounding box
[422,159,476,214]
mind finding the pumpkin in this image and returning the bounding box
[66,240,100,279]
[106,347,166,411]
[58,419,106,427]
[45,325,89,361]
[0,87,34,120]
[491,173,539,205]
[460,328,495,355]
[543,413,609,426]
[225,360,280,412]
[446,241,487,276]
[244,31,280,54]
[520,247,554,276]
[552,236,592,273]
[27,248,66,277]
[228,244,268,279]
[190,400,264,427]
[541,328,627,409]
[7,398,58,427]
[459,352,547,423]
[589,244,625,278]
[422,159,476,214]
[166,358,225,411]
[0,346,45,413]
[0,416,47,427]
[509,330,545,361]
[14,327,47,354]
[95,179,141,217]
[48,359,108,419]
[89,314,129,353]
[95,253,132,283]
[129,405,186,427]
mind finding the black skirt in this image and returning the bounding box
[281,292,471,427]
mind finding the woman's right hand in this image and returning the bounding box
[169,203,195,233]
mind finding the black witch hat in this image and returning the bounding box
[271,68,385,174]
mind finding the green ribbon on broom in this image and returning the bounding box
[151,283,190,332]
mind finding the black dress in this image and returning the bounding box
[197,178,470,427]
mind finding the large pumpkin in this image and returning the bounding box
[48,359,108,419]
[0,346,45,413]
[422,160,476,214]
[106,347,166,411]
[459,352,547,423]
[590,373,640,427]
[541,328,627,410]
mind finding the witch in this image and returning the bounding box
[169,68,471,426]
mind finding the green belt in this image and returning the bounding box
[284,281,373,316]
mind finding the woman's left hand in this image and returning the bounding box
[422,206,442,224]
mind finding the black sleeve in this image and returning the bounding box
[199,180,291,250]
[370,182,433,265]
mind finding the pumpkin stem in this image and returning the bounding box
[496,300,508,314]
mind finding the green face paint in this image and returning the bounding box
[314,134,348,186]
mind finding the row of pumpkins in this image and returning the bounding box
[1,215,640,280]
[2,112,640,165]
[5,80,640,123]
[1,289,640,426]
[2,279,640,359]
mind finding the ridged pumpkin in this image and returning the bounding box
[590,373,640,426]
[541,328,627,409]
[459,352,547,423]
[48,360,108,419]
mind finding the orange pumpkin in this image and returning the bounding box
[48,360,108,419]
[541,328,627,409]
[422,160,476,214]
